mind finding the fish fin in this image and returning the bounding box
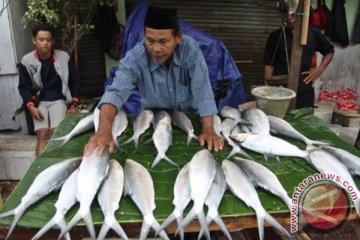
[139,220,151,240]
[111,221,129,240]
[83,211,96,240]
[275,156,281,163]
[264,212,290,238]
[4,209,23,240]
[157,212,176,235]
[58,212,82,239]
[142,137,152,146]
[263,155,269,161]
[213,215,232,240]
[97,223,110,240]
[226,147,239,159]
[31,215,57,240]
[120,136,134,146]
[306,139,330,146]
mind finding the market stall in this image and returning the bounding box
[0,108,359,239]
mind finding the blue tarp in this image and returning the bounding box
[106,0,245,114]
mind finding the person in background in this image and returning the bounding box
[84,5,224,156]
[263,11,334,108]
[18,23,80,156]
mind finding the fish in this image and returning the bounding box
[121,110,154,148]
[222,160,290,240]
[50,113,95,147]
[93,107,100,132]
[97,159,128,240]
[242,108,270,135]
[198,163,232,240]
[112,109,128,147]
[157,163,191,240]
[232,157,292,210]
[268,115,329,146]
[124,159,169,240]
[213,114,222,137]
[171,110,198,146]
[31,169,79,240]
[220,106,249,129]
[153,110,171,129]
[323,146,360,176]
[231,132,309,161]
[307,145,360,218]
[221,118,253,160]
[59,147,109,240]
[152,116,177,168]
[0,157,82,240]
[177,149,217,240]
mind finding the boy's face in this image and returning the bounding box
[283,13,296,29]
[144,27,182,65]
[32,30,54,58]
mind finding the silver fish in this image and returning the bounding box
[171,110,198,146]
[157,163,191,240]
[0,157,82,240]
[231,133,309,161]
[323,146,360,176]
[59,147,109,240]
[152,116,177,168]
[199,163,232,240]
[221,118,253,160]
[51,114,95,147]
[242,108,270,135]
[222,160,290,240]
[93,107,100,132]
[112,109,128,147]
[121,110,154,148]
[97,159,128,240]
[307,145,360,218]
[177,149,216,240]
[220,106,249,129]
[268,115,328,146]
[31,169,79,240]
[213,114,222,137]
[153,110,171,129]
[124,159,169,240]
[232,157,292,210]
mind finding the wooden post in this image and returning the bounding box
[301,0,311,45]
[74,15,79,69]
[287,0,304,110]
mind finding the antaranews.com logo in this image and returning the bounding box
[290,172,357,232]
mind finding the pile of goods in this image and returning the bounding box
[318,88,359,111]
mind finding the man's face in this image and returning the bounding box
[32,30,54,57]
[144,27,182,65]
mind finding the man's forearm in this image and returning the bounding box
[318,52,334,72]
[201,115,214,132]
[98,103,117,134]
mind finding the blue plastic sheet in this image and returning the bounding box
[106,0,245,114]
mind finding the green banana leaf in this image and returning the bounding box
[0,108,359,229]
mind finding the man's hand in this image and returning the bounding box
[198,115,224,152]
[83,104,117,156]
[302,66,324,86]
[28,105,44,120]
[83,130,115,157]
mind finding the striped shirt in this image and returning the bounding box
[99,35,217,117]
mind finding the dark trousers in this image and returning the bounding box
[295,89,315,109]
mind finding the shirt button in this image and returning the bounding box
[169,88,173,92]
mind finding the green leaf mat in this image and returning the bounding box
[0,108,359,229]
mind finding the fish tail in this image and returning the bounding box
[111,221,128,240]
[0,208,15,219]
[120,136,134,146]
[83,211,96,240]
[97,223,110,240]
[5,209,23,240]
[31,216,57,240]
[226,147,239,159]
[213,215,232,240]
[157,212,176,235]
[176,208,196,235]
[58,211,82,239]
[197,210,210,240]
[264,212,290,238]
[306,139,330,146]
[163,155,179,167]
[255,211,265,240]
[151,154,163,168]
[139,221,151,240]
[151,218,170,240]
[57,220,71,240]
[175,215,185,240]
[187,132,198,146]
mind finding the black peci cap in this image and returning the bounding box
[144,5,179,30]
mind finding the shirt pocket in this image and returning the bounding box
[176,83,192,103]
